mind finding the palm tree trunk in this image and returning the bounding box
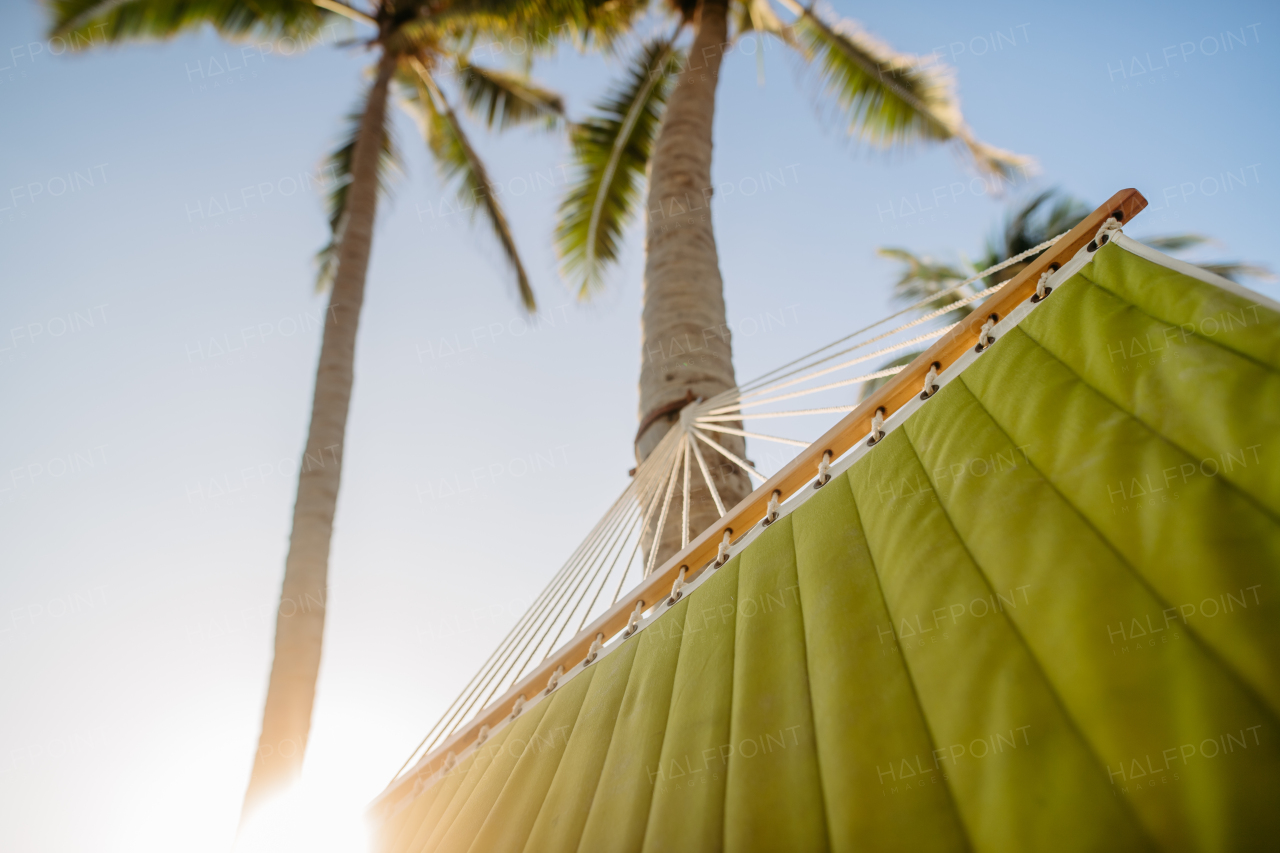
[638,0,750,567]
[240,48,397,820]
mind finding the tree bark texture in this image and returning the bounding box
[638,0,751,569]
[240,48,397,820]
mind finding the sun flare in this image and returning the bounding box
[233,782,371,853]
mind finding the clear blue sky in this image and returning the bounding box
[2,0,1276,850]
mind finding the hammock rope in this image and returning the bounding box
[391,230,1073,779]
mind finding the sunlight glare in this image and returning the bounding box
[232,780,371,853]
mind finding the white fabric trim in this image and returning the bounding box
[1112,233,1280,313]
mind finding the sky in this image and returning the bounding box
[1,0,1277,851]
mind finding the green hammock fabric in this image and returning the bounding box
[381,243,1280,853]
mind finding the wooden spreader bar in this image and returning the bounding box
[377,188,1149,811]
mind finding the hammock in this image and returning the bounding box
[370,190,1280,851]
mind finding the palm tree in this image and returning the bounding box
[555,0,1030,566]
[49,0,631,820]
[861,189,1277,398]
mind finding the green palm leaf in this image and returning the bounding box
[1197,262,1277,283]
[420,0,644,57]
[456,63,565,130]
[731,0,792,83]
[1142,234,1214,252]
[782,0,1031,178]
[555,36,684,298]
[877,247,973,312]
[404,59,536,311]
[50,0,326,43]
[315,93,404,293]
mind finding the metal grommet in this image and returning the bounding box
[1031,264,1060,304]
[762,491,782,525]
[813,452,832,489]
[866,407,887,446]
[974,314,998,353]
[621,601,645,639]
[714,530,733,567]
[667,568,687,606]
[919,361,941,400]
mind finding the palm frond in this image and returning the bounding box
[1142,234,1215,252]
[732,0,792,83]
[877,247,974,313]
[974,189,1090,277]
[785,1,1032,178]
[315,92,403,293]
[403,58,536,311]
[1197,262,1277,283]
[555,36,684,298]
[49,0,326,44]
[412,0,644,58]
[456,63,564,131]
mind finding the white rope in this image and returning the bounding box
[691,428,767,482]
[537,430,683,658]
[816,450,832,486]
[645,439,686,577]
[585,632,604,664]
[543,500,645,656]
[479,502,635,711]
[605,450,678,611]
[1034,270,1052,301]
[622,599,645,638]
[667,566,688,605]
[731,235,1064,396]
[514,474,658,673]
[920,362,939,399]
[688,432,727,517]
[573,508,646,636]
[697,406,856,422]
[681,435,691,548]
[764,490,781,524]
[694,422,810,448]
[715,529,732,566]
[1091,216,1123,250]
[456,429,681,728]
[703,366,905,415]
[975,315,996,352]
[729,324,958,405]
[725,280,1001,406]
[405,466,647,762]
[593,431,682,614]
[867,407,886,446]
[544,665,563,695]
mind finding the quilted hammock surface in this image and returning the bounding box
[377,243,1280,853]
